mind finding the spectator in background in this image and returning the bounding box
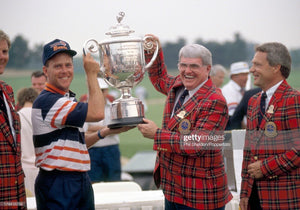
[15,70,47,111]
[222,61,249,129]
[31,70,47,93]
[210,64,227,88]
[0,29,27,209]
[17,87,39,196]
[138,35,232,210]
[79,78,115,103]
[86,78,122,183]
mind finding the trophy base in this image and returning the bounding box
[108,116,144,129]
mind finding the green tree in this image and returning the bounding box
[230,33,248,62]
[291,49,300,68]
[8,35,30,69]
[163,37,186,70]
[28,43,44,69]
[195,32,248,68]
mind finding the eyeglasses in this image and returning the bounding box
[178,63,204,71]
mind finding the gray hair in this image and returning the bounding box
[255,42,291,78]
[210,64,227,76]
[0,30,11,49]
[178,44,212,66]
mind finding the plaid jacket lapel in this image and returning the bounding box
[252,81,289,142]
[167,80,211,131]
[263,80,288,125]
[0,81,20,152]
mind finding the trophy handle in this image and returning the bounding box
[83,39,100,55]
[83,39,105,76]
[143,36,159,69]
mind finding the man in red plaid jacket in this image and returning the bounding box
[138,35,232,210]
[0,30,26,209]
[240,42,300,210]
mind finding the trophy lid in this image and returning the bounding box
[106,12,135,37]
[100,12,143,45]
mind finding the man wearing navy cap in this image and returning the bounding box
[32,39,105,209]
[33,39,132,209]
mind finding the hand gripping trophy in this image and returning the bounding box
[84,12,158,128]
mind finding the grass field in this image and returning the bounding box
[2,68,300,158]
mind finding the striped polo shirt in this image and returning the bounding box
[32,83,89,171]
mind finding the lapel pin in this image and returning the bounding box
[267,105,274,114]
[177,111,186,119]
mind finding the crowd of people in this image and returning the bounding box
[1,28,300,210]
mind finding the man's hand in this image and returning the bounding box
[85,126,134,148]
[104,126,135,135]
[83,52,104,122]
[83,53,100,76]
[248,160,263,179]
[137,118,158,139]
[239,197,249,210]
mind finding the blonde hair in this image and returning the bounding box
[0,30,11,49]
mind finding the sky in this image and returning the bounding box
[1,0,300,55]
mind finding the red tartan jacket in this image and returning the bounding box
[146,50,232,209]
[241,80,300,209]
[0,81,26,209]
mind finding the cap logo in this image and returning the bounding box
[43,39,76,65]
[50,41,68,52]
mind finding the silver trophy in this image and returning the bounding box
[84,12,158,128]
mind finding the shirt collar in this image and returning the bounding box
[263,80,283,106]
[45,83,76,98]
[265,80,283,99]
[185,78,208,97]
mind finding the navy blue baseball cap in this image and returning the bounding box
[42,39,77,65]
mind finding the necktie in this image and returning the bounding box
[258,92,267,124]
[174,89,189,113]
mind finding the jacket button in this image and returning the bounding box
[254,156,258,161]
